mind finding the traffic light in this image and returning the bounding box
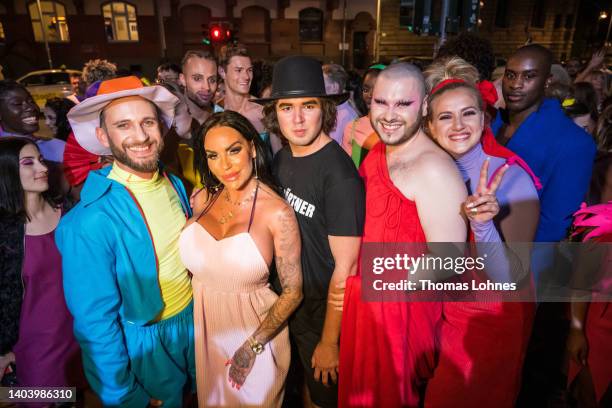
[200,22,235,44]
[209,24,233,43]
[211,26,222,41]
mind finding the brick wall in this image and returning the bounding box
[0,11,162,79]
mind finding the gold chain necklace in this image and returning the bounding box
[218,209,234,225]
[218,183,258,224]
[223,184,258,207]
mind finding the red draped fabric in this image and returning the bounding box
[339,143,441,407]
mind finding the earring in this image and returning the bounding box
[253,157,258,180]
[208,169,222,192]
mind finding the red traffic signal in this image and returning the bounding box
[209,24,233,43]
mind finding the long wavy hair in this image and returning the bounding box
[193,110,278,195]
[262,97,337,139]
[0,138,61,222]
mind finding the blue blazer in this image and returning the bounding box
[492,98,596,242]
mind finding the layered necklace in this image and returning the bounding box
[218,182,259,225]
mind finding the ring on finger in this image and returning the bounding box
[470,206,478,215]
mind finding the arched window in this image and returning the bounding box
[28,1,70,43]
[180,4,211,46]
[299,8,323,42]
[241,6,270,43]
[102,2,139,42]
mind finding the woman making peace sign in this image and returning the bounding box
[422,57,541,407]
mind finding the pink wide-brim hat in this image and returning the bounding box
[67,76,178,155]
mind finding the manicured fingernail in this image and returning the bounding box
[466,202,474,208]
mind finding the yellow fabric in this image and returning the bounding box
[108,163,192,320]
[177,144,203,189]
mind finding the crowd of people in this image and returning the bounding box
[0,31,610,408]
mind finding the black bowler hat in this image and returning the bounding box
[251,56,349,105]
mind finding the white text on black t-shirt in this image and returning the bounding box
[283,187,316,218]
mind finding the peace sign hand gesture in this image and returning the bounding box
[463,158,509,224]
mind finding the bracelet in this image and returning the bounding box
[570,317,584,331]
[247,336,264,355]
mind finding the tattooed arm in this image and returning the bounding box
[228,204,303,388]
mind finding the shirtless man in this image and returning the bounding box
[179,50,218,126]
[339,62,467,407]
[219,45,282,153]
[218,45,265,133]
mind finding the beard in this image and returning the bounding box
[375,105,423,146]
[186,88,212,109]
[107,136,163,174]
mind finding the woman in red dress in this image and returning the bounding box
[422,58,539,407]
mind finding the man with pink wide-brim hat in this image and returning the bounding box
[57,76,195,407]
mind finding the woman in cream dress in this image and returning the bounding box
[179,111,303,407]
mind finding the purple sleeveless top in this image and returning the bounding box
[12,229,83,387]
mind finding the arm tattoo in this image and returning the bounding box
[252,206,303,344]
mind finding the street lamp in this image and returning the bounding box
[601,10,612,47]
[35,0,53,69]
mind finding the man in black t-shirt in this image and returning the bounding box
[256,56,365,407]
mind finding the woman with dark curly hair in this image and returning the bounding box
[0,137,83,388]
[43,97,76,141]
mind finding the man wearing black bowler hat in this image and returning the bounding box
[255,56,365,407]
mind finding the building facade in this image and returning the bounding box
[0,0,582,79]
[378,0,580,62]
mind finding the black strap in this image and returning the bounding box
[195,189,220,222]
[247,183,260,233]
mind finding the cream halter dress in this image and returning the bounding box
[179,185,290,407]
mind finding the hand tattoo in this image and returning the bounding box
[229,344,255,387]
[233,346,252,368]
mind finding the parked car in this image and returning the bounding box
[17,68,81,108]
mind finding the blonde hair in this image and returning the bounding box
[424,56,480,92]
[424,57,483,123]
